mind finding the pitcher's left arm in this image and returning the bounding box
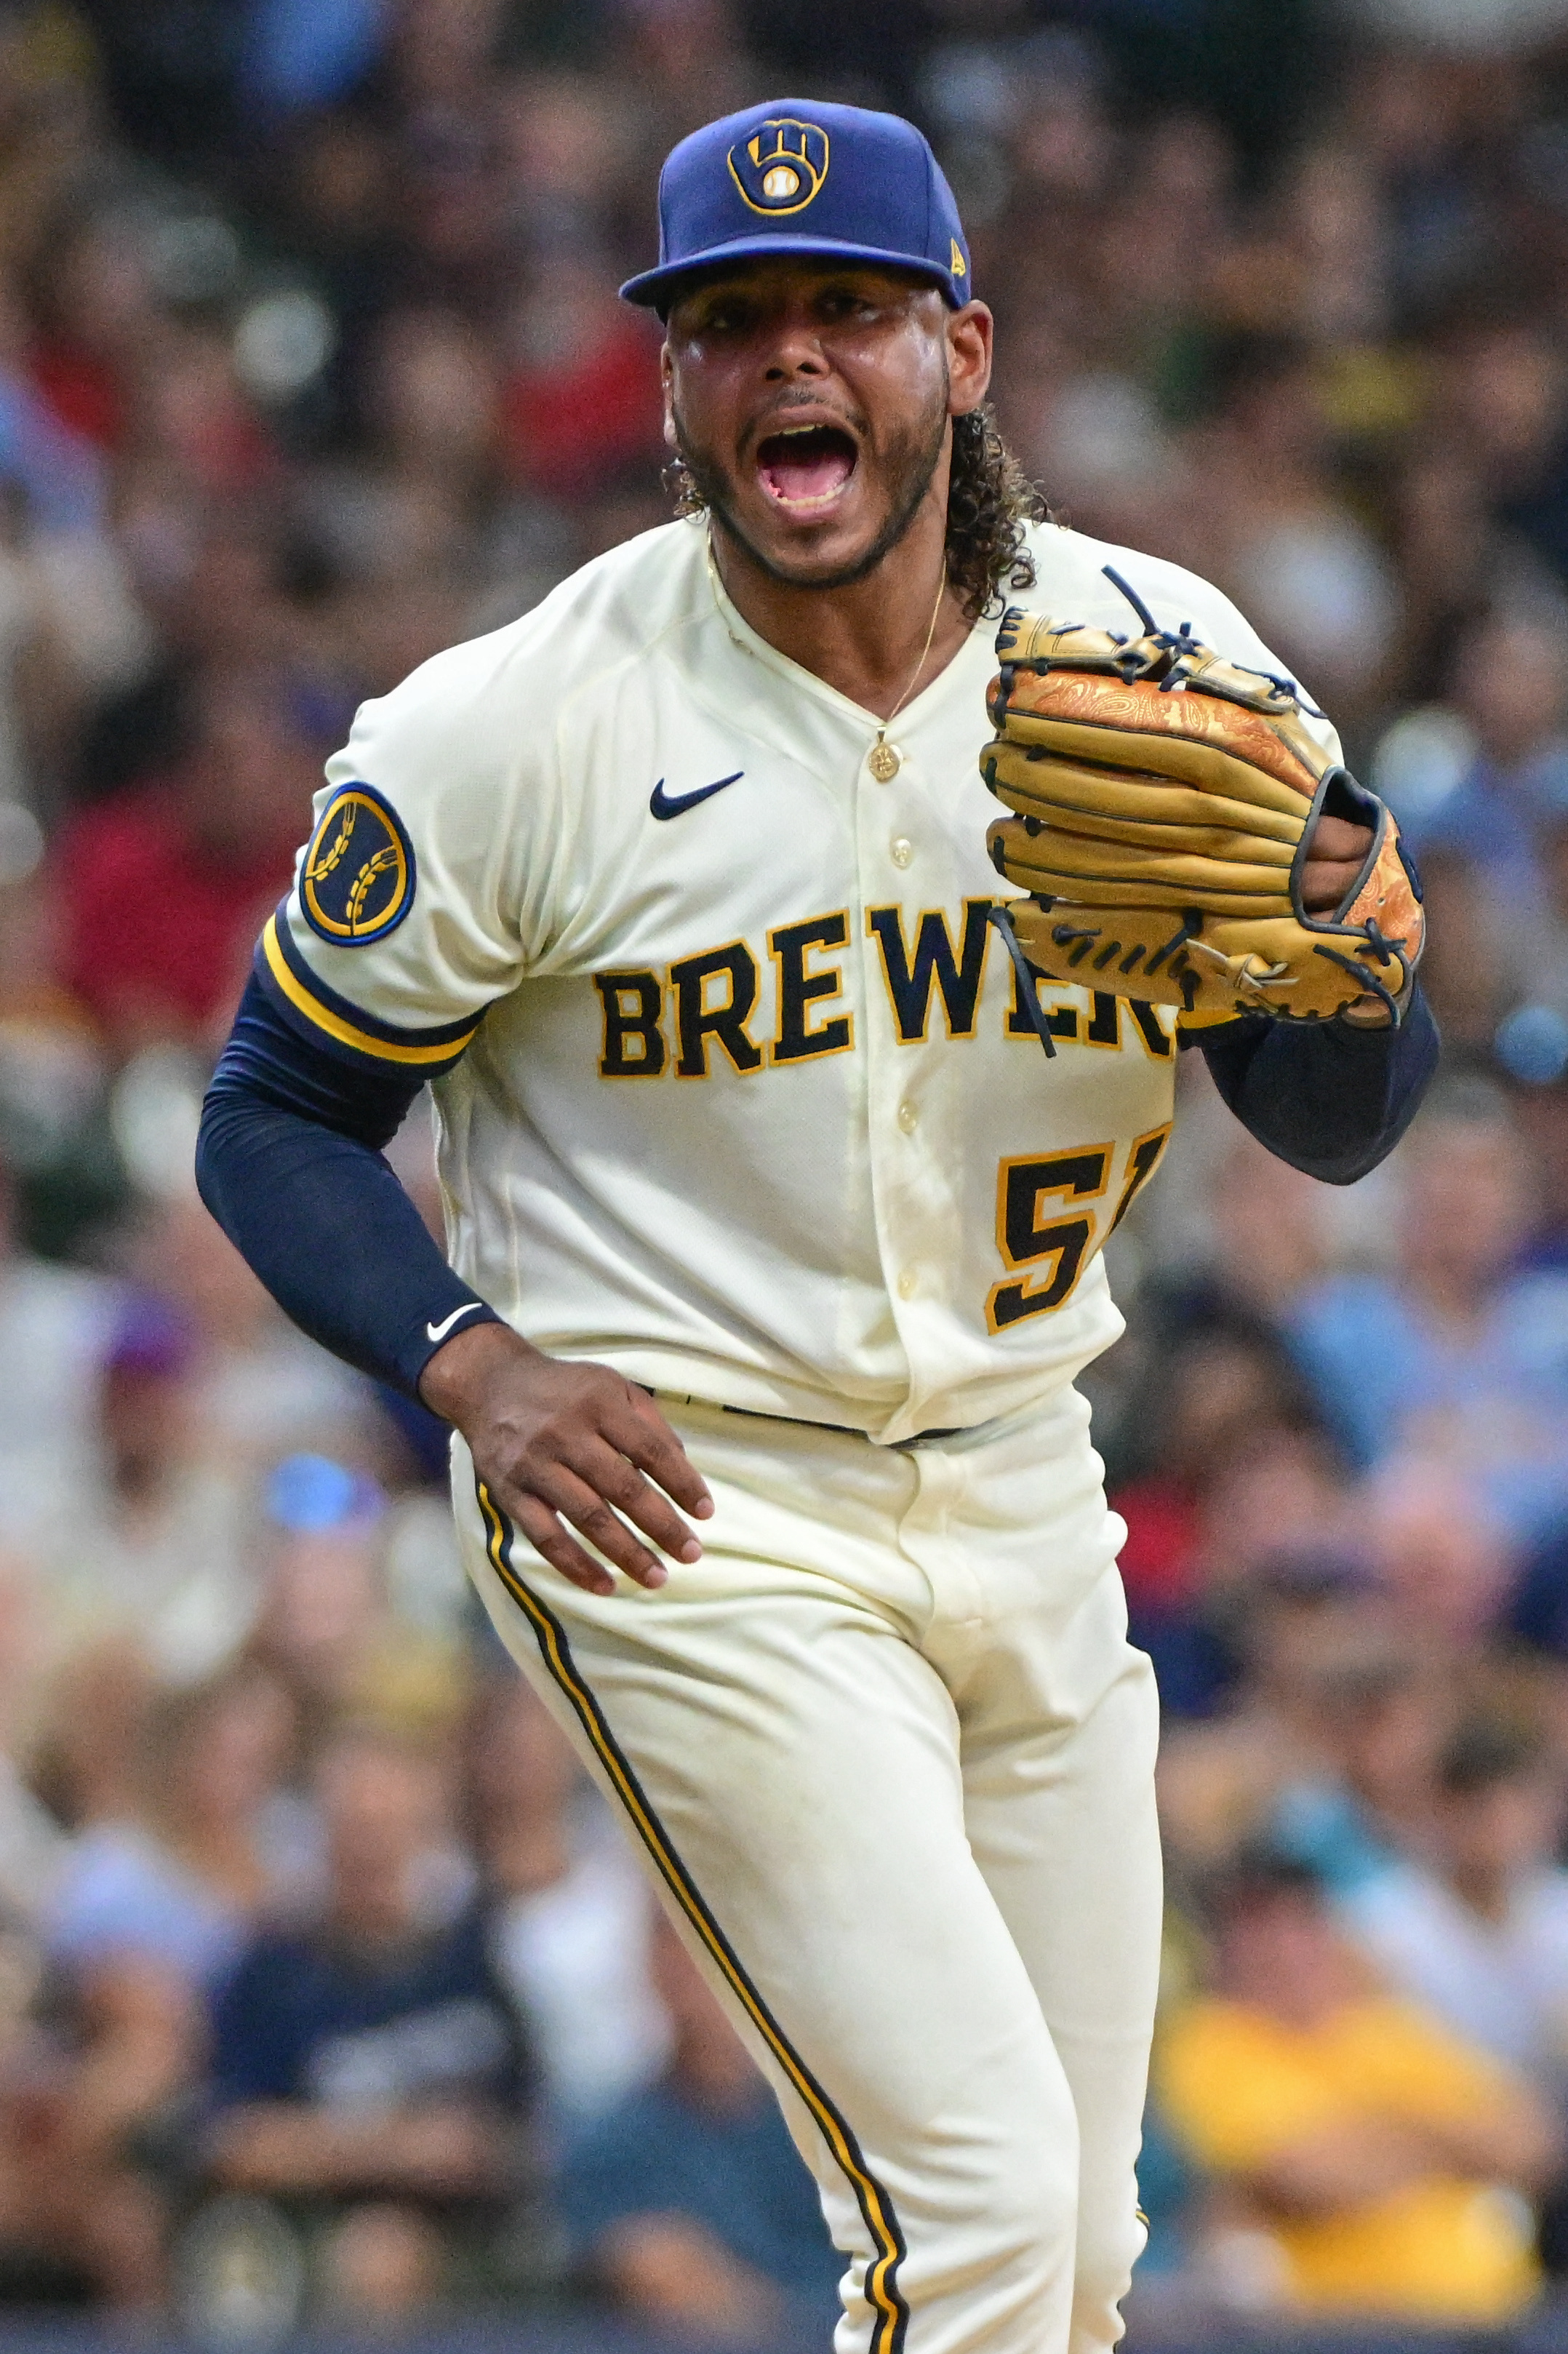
[1192,991,1439,1184]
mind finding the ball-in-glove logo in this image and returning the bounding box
[300,784,415,945]
[727,119,830,215]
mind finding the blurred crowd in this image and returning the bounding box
[0,0,1559,2340]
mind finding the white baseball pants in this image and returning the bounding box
[455,1382,1161,2354]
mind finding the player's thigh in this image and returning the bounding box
[939,1405,1162,2078]
[959,1595,1161,2341]
[463,1484,1080,2237]
[961,1605,1161,2045]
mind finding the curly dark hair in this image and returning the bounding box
[943,406,1051,620]
[668,402,1050,622]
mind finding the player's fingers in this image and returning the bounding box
[1300,855,1364,913]
[606,1390,716,1518]
[522,1459,672,1589]
[566,1434,705,1564]
[1300,812,1373,912]
[1308,813,1372,862]
[505,1491,618,1598]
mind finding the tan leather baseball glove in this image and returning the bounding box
[983,572,1425,1029]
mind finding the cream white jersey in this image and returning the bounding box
[267,515,1337,1444]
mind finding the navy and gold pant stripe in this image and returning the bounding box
[476,1481,911,2354]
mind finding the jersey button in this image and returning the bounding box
[896,1269,917,1300]
[891,837,913,869]
[897,1100,917,1133]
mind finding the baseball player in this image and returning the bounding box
[198,100,1436,2354]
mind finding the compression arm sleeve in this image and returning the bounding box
[1193,984,1439,1185]
[195,976,501,1397]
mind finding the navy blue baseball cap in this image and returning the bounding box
[620,99,972,315]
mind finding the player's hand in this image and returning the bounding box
[1299,813,1373,913]
[419,1321,713,1595]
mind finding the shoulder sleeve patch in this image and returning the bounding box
[300,785,416,946]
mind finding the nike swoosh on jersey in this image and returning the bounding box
[649,770,744,821]
[426,1303,484,1344]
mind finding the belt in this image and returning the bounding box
[650,1389,965,1448]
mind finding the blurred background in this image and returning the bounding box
[0,0,1560,2348]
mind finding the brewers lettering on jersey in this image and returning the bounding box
[199,97,1436,2354]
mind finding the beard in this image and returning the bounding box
[671,385,951,591]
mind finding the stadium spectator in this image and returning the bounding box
[1403,612,1568,918]
[466,1675,667,2126]
[561,1912,840,2340]
[53,661,325,1050]
[0,1155,116,1549]
[31,1640,155,1836]
[1265,1653,1458,1904]
[44,1664,302,1995]
[1158,1851,1559,2323]
[0,1556,63,1922]
[202,1725,535,2326]
[1362,1458,1516,1660]
[1108,1286,1340,1709]
[1193,331,1403,735]
[1157,1560,1402,1870]
[0,1929,191,2311]
[1289,1074,1568,1541]
[247,1453,465,1760]
[1343,1717,1568,2103]
[25,1293,257,1682]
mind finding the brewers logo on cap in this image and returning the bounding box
[727,119,829,215]
[300,784,415,946]
[620,99,971,311]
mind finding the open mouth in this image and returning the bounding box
[755,422,858,510]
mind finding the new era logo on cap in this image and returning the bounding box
[620,98,972,315]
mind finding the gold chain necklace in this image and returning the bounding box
[868,567,949,782]
[704,530,948,783]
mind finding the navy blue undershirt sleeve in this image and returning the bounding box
[195,975,501,1399]
[1192,984,1439,1184]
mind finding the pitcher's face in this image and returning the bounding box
[663,258,991,590]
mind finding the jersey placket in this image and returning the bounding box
[695,563,1002,1439]
[854,720,968,1441]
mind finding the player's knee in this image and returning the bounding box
[1068,2209,1144,2353]
[887,2147,1078,2352]
[973,2115,1081,2287]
